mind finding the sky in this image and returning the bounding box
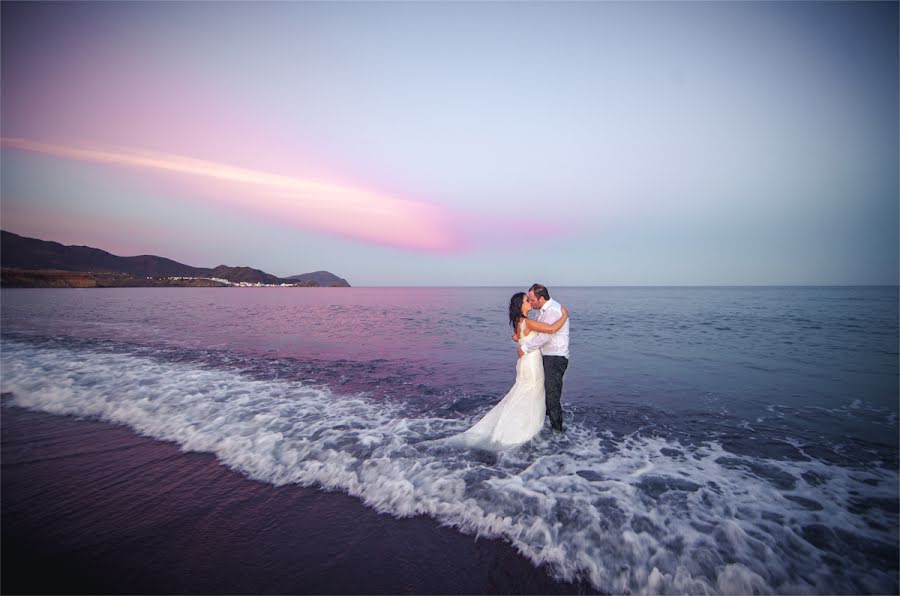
[1,1,897,286]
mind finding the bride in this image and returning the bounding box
[450,292,568,449]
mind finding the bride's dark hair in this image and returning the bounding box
[509,292,526,330]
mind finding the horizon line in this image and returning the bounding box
[338,284,900,288]
[2,229,896,289]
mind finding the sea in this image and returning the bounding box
[1,286,897,594]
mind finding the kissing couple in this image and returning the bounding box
[450,283,570,449]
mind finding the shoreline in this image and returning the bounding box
[1,403,600,595]
[0,268,343,289]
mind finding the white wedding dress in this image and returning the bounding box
[450,320,546,449]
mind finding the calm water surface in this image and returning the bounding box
[2,286,897,594]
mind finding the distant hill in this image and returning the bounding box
[0,230,198,276]
[0,230,350,287]
[287,270,350,287]
[208,265,283,285]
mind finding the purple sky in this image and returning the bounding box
[2,1,897,285]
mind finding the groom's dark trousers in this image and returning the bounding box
[542,355,568,431]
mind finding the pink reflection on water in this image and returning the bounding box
[0,287,529,402]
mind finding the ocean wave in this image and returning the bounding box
[2,336,897,594]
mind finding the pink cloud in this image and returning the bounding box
[2,137,464,253]
[4,45,568,256]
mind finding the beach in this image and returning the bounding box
[1,402,597,594]
[1,286,897,594]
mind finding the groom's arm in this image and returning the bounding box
[520,330,551,356]
[520,308,562,356]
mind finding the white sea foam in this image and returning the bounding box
[2,337,897,594]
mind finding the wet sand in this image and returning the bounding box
[1,403,599,595]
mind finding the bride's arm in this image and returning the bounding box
[524,305,568,334]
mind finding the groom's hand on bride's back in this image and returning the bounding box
[512,331,520,342]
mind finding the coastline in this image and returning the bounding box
[0,269,338,288]
[1,402,599,595]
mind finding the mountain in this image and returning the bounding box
[286,270,350,287]
[208,265,283,285]
[0,230,350,287]
[0,230,199,276]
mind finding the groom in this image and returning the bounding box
[516,283,570,432]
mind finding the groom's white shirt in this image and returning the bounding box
[521,298,569,358]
